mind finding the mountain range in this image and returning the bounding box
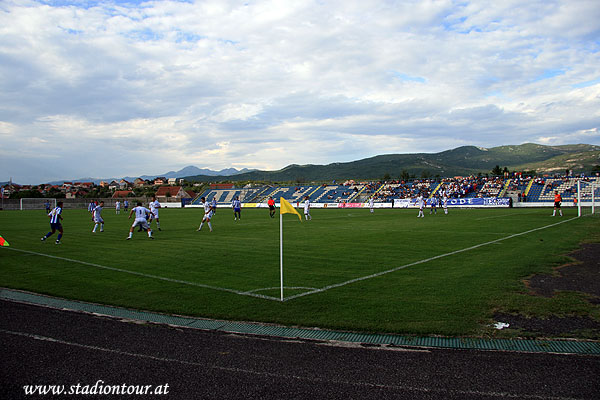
[18,143,600,186]
[43,167,253,186]
[182,143,600,183]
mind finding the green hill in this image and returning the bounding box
[184,143,600,183]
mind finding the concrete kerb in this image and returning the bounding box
[1,288,598,356]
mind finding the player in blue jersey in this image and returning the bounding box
[232,196,242,220]
[429,196,437,215]
[41,201,64,244]
[126,202,154,240]
[211,197,218,214]
[92,201,105,233]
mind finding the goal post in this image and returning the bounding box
[19,198,57,211]
[577,181,598,217]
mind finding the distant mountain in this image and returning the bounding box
[159,166,253,179]
[43,166,254,185]
[183,143,600,183]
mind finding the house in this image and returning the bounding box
[155,186,189,201]
[134,178,146,187]
[153,177,166,185]
[112,190,134,198]
[119,179,132,188]
[108,181,120,191]
[168,178,177,185]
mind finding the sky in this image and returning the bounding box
[1,0,599,184]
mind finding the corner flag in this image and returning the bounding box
[0,235,9,247]
[279,197,302,301]
[280,197,302,221]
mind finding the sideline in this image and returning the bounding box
[2,217,580,302]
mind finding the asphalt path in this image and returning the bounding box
[1,299,598,400]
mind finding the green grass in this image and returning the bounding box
[1,206,598,338]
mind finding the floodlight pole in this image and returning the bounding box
[280,210,284,302]
[577,180,581,217]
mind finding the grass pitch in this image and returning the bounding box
[1,206,598,337]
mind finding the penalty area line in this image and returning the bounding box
[283,216,580,302]
[2,248,281,302]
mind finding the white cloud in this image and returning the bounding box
[0,0,599,183]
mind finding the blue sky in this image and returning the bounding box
[1,0,599,184]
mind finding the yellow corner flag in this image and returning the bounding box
[280,197,302,221]
[0,235,9,247]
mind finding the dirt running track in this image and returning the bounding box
[1,300,598,400]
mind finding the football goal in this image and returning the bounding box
[20,198,57,211]
[577,181,598,217]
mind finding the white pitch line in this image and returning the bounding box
[283,216,580,301]
[243,286,317,295]
[1,216,582,303]
[3,248,281,302]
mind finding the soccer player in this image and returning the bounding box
[232,196,241,220]
[124,200,129,211]
[369,197,374,213]
[442,189,449,215]
[92,201,105,233]
[115,200,120,214]
[304,196,312,220]
[197,197,214,232]
[88,200,95,215]
[552,191,563,217]
[211,197,217,214]
[417,194,425,218]
[126,202,154,240]
[429,196,437,215]
[149,196,161,230]
[268,196,276,218]
[41,201,64,244]
[44,200,51,214]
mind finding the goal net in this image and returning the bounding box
[577,181,598,217]
[20,198,57,211]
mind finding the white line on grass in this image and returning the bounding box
[283,216,580,301]
[3,248,281,302]
[2,216,581,303]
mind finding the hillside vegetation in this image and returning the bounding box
[185,143,600,183]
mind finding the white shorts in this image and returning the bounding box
[132,219,150,230]
[94,217,104,223]
[150,210,159,220]
[203,211,214,220]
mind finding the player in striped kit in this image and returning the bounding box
[232,197,242,221]
[41,201,64,244]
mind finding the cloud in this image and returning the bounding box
[1,0,599,183]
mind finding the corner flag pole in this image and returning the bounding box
[280,209,284,301]
[278,197,302,301]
